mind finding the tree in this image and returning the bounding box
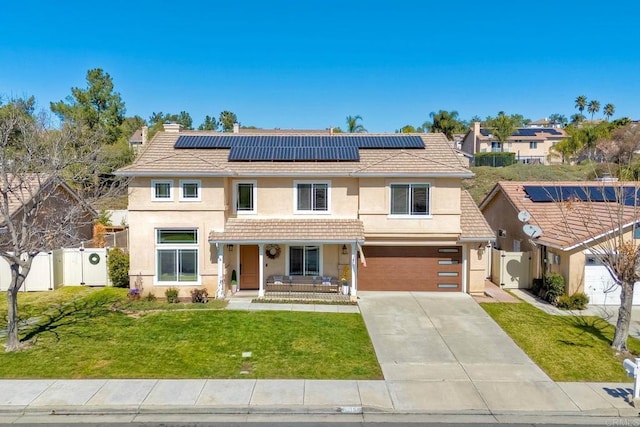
[603,103,615,121]
[198,115,218,131]
[587,100,601,120]
[1,98,123,352]
[148,111,194,139]
[575,95,587,120]
[596,124,640,165]
[50,68,125,145]
[485,112,518,152]
[398,125,416,133]
[553,180,640,351]
[219,111,238,132]
[548,113,567,128]
[346,115,366,133]
[570,113,584,125]
[425,110,466,140]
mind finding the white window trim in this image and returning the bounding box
[388,182,432,218]
[179,179,201,202]
[154,228,200,286]
[151,179,174,201]
[233,180,257,215]
[293,180,331,214]
[285,244,324,276]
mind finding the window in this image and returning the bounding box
[179,180,201,201]
[529,141,538,149]
[491,142,502,152]
[156,229,198,284]
[390,184,429,216]
[152,180,173,201]
[234,181,256,214]
[635,224,640,239]
[289,246,320,276]
[295,181,329,213]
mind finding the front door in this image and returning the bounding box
[240,245,259,290]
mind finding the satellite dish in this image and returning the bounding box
[523,224,542,238]
[518,210,532,223]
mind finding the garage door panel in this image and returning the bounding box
[358,246,462,292]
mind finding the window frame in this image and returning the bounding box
[179,179,201,202]
[293,180,331,214]
[529,141,538,149]
[151,179,174,201]
[155,228,200,285]
[233,180,257,214]
[388,182,431,218]
[287,245,323,276]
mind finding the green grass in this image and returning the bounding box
[0,288,381,379]
[482,301,640,382]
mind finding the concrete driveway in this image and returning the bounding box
[357,292,585,412]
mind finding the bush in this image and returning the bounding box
[556,293,590,310]
[165,287,179,303]
[144,292,157,302]
[107,248,130,288]
[190,288,209,303]
[542,273,566,304]
[474,152,516,167]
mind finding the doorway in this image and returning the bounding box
[239,245,259,290]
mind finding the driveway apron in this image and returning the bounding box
[357,292,582,412]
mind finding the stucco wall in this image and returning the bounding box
[467,245,488,294]
[481,191,535,253]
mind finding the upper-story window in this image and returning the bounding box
[529,141,538,149]
[390,183,430,216]
[179,180,201,201]
[234,181,257,214]
[152,180,173,201]
[295,181,330,213]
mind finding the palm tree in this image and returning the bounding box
[587,100,601,120]
[575,95,587,120]
[346,115,366,133]
[603,103,615,121]
[570,113,584,125]
[485,111,517,153]
[426,110,463,140]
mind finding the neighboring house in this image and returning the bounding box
[129,126,148,151]
[115,125,495,299]
[527,118,563,129]
[0,174,96,249]
[461,122,567,165]
[480,181,640,305]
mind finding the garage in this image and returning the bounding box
[357,246,462,291]
[584,256,640,305]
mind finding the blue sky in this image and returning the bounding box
[2,1,639,132]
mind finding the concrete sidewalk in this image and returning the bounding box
[0,295,638,422]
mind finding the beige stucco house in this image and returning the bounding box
[480,181,640,305]
[116,125,494,299]
[461,122,567,165]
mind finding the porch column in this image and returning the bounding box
[258,243,265,297]
[216,244,225,298]
[350,243,357,297]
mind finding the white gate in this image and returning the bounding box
[491,249,532,289]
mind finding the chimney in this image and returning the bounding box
[141,126,148,145]
[163,123,182,133]
[473,121,481,136]
[233,123,240,134]
[329,127,334,135]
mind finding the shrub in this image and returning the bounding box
[474,152,516,167]
[144,292,157,302]
[107,248,130,288]
[165,287,179,303]
[557,293,589,310]
[542,273,566,304]
[191,288,209,303]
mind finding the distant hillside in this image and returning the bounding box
[463,164,599,204]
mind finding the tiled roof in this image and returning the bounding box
[484,181,640,250]
[209,218,365,243]
[460,190,495,241]
[117,131,472,177]
[2,174,49,219]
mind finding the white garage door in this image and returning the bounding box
[584,256,640,305]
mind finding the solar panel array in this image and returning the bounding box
[479,128,563,138]
[174,135,425,161]
[524,185,640,206]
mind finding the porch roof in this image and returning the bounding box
[209,218,365,243]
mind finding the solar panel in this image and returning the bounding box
[524,185,640,206]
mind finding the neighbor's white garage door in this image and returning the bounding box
[584,256,640,305]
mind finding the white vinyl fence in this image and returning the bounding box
[0,248,109,292]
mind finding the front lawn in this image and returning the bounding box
[0,288,382,379]
[482,301,640,382]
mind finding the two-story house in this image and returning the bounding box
[461,122,567,165]
[115,125,494,299]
